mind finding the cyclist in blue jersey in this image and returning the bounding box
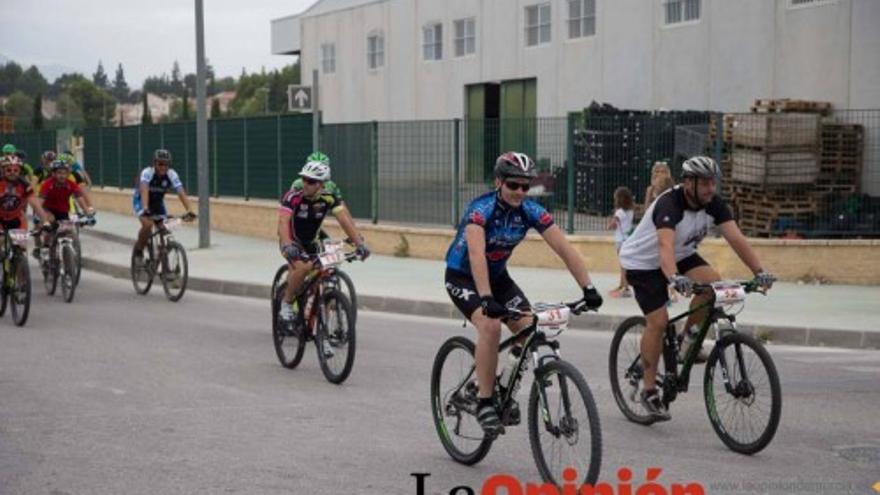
[444,151,604,435]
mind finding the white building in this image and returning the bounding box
[272,0,879,124]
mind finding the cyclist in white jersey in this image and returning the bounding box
[618,156,775,420]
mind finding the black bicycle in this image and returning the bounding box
[0,228,35,326]
[40,217,93,303]
[130,214,193,302]
[431,301,602,486]
[608,278,781,455]
[272,240,360,384]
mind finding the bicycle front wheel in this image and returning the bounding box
[131,246,154,295]
[43,252,58,296]
[608,316,667,425]
[704,332,782,455]
[272,281,306,369]
[271,264,288,318]
[160,241,188,302]
[316,290,355,384]
[60,243,78,303]
[528,359,602,487]
[334,269,358,324]
[73,234,82,285]
[10,253,31,327]
[430,336,493,465]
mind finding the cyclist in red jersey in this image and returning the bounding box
[0,156,52,232]
[38,160,96,249]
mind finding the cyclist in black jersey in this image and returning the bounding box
[618,156,775,420]
[277,158,369,321]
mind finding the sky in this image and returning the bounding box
[0,0,314,88]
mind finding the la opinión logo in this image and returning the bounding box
[412,467,705,495]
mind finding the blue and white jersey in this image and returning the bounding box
[133,167,184,207]
[445,191,555,277]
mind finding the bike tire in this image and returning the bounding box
[608,316,665,426]
[334,269,358,324]
[271,264,288,318]
[10,253,31,327]
[60,243,78,303]
[43,250,58,296]
[430,336,493,465]
[160,241,188,302]
[315,290,356,384]
[131,246,154,295]
[73,234,82,286]
[272,281,306,369]
[0,271,8,317]
[704,332,782,455]
[528,359,602,487]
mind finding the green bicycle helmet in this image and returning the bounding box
[306,151,329,166]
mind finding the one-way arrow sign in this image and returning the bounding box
[287,85,312,112]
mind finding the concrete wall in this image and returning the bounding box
[91,188,880,285]
[281,0,880,123]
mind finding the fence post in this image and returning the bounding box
[99,127,104,186]
[452,119,461,227]
[243,118,249,200]
[276,114,283,198]
[138,124,143,169]
[212,120,218,197]
[160,122,165,148]
[713,112,724,188]
[566,115,576,234]
[117,126,123,189]
[370,120,378,224]
[184,123,190,191]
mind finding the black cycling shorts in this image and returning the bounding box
[625,253,709,314]
[445,268,530,320]
[47,210,70,222]
[0,218,22,230]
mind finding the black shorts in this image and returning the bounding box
[445,268,531,320]
[626,253,709,314]
[0,218,22,230]
[48,210,70,222]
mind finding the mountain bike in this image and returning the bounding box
[431,301,602,486]
[608,278,781,455]
[40,216,94,303]
[272,240,360,384]
[130,214,194,302]
[271,238,358,324]
[0,228,36,326]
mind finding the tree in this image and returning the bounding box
[3,91,33,122]
[170,61,183,96]
[182,91,190,121]
[141,92,152,124]
[93,61,109,89]
[0,61,23,95]
[113,63,130,102]
[67,79,115,127]
[32,93,44,130]
[210,98,221,119]
[19,66,49,97]
[48,73,87,98]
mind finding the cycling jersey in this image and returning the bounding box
[40,179,82,214]
[619,185,733,271]
[132,167,183,212]
[445,191,554,278]
[278,187,345,244]
[0,177,33,222]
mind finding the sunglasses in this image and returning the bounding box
[302,177,323,185]
[504,181,531,192]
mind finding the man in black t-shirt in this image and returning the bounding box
[618,156,775,420]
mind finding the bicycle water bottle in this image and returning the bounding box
[498,346,523,393]
[679,324,699,360]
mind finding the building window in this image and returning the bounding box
[423,23,443,61]
[525,3,551,46]
[321,43,335,74]
[665,0,700,25]
[454,18,476,57]
[568,0,596,39]
[789,0,835,6]
[367,33,384,69]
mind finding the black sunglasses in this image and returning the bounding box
[504,181,531,192]
[302,177,322,185]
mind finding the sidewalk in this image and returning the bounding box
[80,211,880,350]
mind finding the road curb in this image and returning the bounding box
[80,254,877,351]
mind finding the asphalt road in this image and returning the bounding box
[0,269,878,495]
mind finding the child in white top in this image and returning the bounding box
[608,186,635,298]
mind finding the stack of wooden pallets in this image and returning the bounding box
[817,123,863,196]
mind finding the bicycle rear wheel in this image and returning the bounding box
[430,336,493,465]
[704,332,782,455]
[272,281,306,369]
[131,246,154,295]
[316,290,355,384]
[0,269,8,317]
[10,253,31,327]
[608,316,667,425]
[528,359,602,487]
[60,243,78,303]
[160,241,188,302]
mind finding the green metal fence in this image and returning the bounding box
[0,130,57,167]
[73,109,880,238]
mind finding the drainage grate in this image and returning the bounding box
[833,444,880,464]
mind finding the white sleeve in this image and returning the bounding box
[168,169,184,191]
[614,209,625,221]
[139,167,154,184]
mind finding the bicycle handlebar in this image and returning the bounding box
[692,278,768,296]
[504,298,598,321]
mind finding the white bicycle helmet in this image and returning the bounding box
[299,160,331,181]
